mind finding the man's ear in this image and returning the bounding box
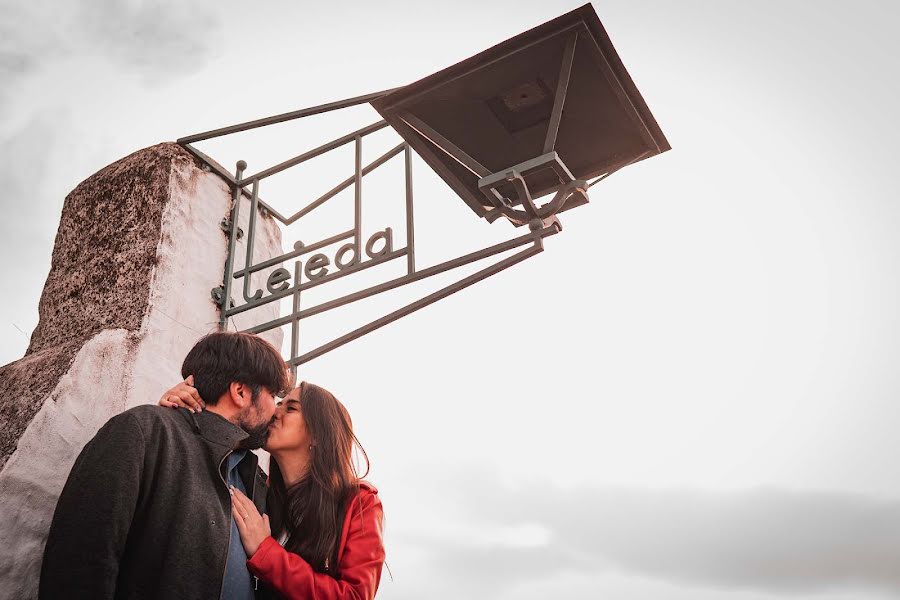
[229,382,251,409]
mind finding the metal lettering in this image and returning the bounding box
[335,243,359,270]
[266,268,291,293]
[304,253,330,280]
[365,227,393,259]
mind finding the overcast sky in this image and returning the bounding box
[3,1,900,598]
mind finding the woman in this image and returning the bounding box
[161,380,384,600]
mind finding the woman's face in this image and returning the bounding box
[264,387,311,454]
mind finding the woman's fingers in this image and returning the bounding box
[157,378,205,412]
[231,501,248,534]
[161,393,194,412]
[230,486,257,517]
[231,493,248,518]
[162,396,188,410]
[177,389,204,412]
[175,379,203,410]
[231,485,248,505]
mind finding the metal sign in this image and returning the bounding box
[177,4,669,372]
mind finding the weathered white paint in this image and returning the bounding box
[0,151,283,598]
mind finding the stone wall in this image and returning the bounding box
[0,143,283,598]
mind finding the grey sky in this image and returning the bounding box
[3,1,900,598]
[388,467,900,597]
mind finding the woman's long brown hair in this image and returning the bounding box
[266,382,369,575]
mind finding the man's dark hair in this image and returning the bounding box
[181,332,290,406]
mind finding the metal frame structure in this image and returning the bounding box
[177,91,571,373]
[175,3,670,371]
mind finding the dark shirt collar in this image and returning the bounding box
[226,449,248,473]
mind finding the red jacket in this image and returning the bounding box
[247,482,385,600]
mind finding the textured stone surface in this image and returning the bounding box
[28,143,197,354]
[0,142,284,598]
[0,144,200,471]
[0,339,85,473]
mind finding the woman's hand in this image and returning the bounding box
[158,376,205,412]
[230,486,271,557]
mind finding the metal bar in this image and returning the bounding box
[399,112,490,177]
[180,143,290,223]
[287,242,545,366]
[478,151,570,191]
[246,224,560,334]
[404,144,415,274]
[283,143,405,225]
[290,259,301,380]
[586,150,651,188]
[390,119,490,219]
[242,180,263,302]
[219,160,246,329]
[177,88,398,144]
[181,142,237,184]
[544,32,578,154]
[226,247,408,318]
[354,135,362,252]
[238,120,389,185]
[232,229,354,278]
[587,173,610,189]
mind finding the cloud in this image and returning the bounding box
[75,0,221,79]
[541,486,900,595]
[0,0,221,122]
[0,109,64,223]
[0,0,220,71]
[389,469,900,598]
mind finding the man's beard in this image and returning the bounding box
[239,416,272,449]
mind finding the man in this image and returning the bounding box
[39,332,291,600]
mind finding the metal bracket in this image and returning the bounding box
[210,286,235,308]
[476,160,586,227]
[476,151,584,227]
[220,218,244,240]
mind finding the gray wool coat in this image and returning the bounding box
[39,405,267,600]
